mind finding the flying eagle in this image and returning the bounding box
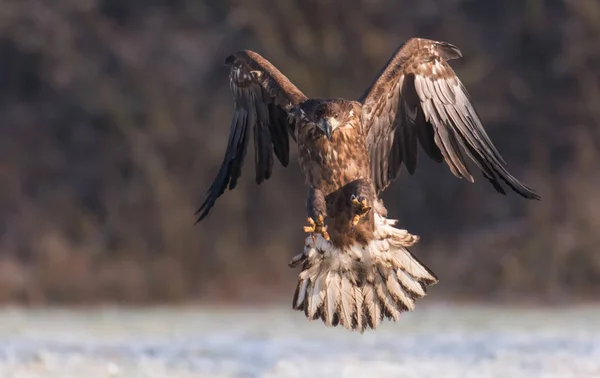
[196,38,539,333]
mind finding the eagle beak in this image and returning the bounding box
[319,118,337,141]
[325,123,333,141]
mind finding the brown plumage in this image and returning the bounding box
[196,38,540,332]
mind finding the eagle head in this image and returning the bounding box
[314,101,350,141]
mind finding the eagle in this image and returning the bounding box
[196,38,539,333]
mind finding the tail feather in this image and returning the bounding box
[386,269,414,311]
[362,284,381,329]
[307,272,324,320]
[324,272,340,326]
[395,268,426,298]
[303,280,314,319]
[293,278,308,309]
[391,249,437,284]
[353,285,364,330]
[339,275,355,328]
[375,270,403,321]
[290,209,438,333]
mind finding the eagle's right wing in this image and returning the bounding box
[360,38,539,199]
[196,51,308,222]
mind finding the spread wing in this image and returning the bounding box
[196,50,308,222]
[360,38,539,199]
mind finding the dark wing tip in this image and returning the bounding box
[484,167,541,201]
[195,181,226,223]
[500,185,541,201]
[435,41,462,60]
[508,176,540,200]
[520,187,541,201]
[194,196,214,223]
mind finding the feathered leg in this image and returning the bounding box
[303,188,329,241]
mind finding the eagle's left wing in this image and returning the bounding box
[360,38,539,199]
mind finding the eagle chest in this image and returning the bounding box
[299,128,368,193]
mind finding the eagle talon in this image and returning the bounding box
[303,215,330,241]
[350,194,371,226]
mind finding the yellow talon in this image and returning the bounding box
[303,217,316,233]
[350,195,371,226]
[303,215,330,241]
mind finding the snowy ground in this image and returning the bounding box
[0,303,599,378]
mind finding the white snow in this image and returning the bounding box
[0,303,598,378]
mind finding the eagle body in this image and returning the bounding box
[196,38,540,332]
[294,99,377,249]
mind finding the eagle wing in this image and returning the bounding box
[196,50,308,222]
[360,38,539,199]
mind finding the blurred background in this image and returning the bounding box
[0,0,599,307]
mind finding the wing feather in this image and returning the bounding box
[360,38,540,200]
[196,51,308,222]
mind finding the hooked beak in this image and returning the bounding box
[319,118,337,141]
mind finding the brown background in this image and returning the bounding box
[0,0,599,305]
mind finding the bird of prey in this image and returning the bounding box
[196,38,539,333]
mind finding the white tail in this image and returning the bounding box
[289,205,438,333]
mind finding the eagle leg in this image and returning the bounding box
[303,214,329,241]
[350,194,372,226]
[304,188,330,241]
[347,179,374,227]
